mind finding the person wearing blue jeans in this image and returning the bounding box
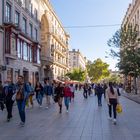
[16,76,30,127]
[37,92,43,106]
[64,97,70,111]
[17,100,26,123]
[35,82,43,107]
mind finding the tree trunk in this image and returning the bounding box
[134,76,137,94]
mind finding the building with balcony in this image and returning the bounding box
[69,49,87,71]
[0,0,41,84]
[0,0,4,82]
[39,0,70,81]
[0,0,70,83]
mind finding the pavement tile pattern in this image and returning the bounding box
[0,90,140,140]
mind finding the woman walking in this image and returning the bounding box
[35,82,43,107]
[106,82,119,125]
[55,82,64,113]
[63,84,72,112]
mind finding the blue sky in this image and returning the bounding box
[50,0,132,70]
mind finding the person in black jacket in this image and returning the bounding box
[54,82,64,113]
[96,83,103,106]
[3,80,16,122]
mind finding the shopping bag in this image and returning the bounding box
[116,104,122,113]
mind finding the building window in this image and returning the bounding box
[37,48,40,64]
[5,3,11,22]
[22,17,27,33]
[29,23,33,38]
[29,3,33,14]
[34,28,38,40]
[15,11,20,26]
[23,42,28,60]
[29,46,32,62]
[34,8,38,20]
[21,0,25,8]
[17,39,21,58]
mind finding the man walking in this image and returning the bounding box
[15,75,30,126]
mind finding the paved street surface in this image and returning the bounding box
[0,91,140,140]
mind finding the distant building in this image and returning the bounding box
[69,49,87,71]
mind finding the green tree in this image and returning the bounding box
[65,68,86,82]
[108,24,140,94]
[87,58,110,82]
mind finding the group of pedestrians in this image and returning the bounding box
[0,76,122,126]
[0,76,76,127]
[82,82,122,125]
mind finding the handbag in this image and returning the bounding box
[54,95,58,103]
[116,104,122,113]
[12,94,16,101]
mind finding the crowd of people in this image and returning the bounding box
[0,76,123,127]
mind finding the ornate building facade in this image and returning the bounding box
[0,0,69,84]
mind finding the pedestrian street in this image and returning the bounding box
[0,91,140,140]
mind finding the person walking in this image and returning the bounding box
[96,83,103,106]
[35,81,44,107]
[15,75,30,127]
[106,82,119,125]
[26,82,34,108]
[54,82,64,113]
[103,83,107,98]
[0,81,5,111]
[83,84,88,99]
[63,84,72,112]
[69,84,75,101]
[44,79,53,109]
[3,79,15,122]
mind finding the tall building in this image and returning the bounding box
[0,0,70,83]
[0,0,4,82]
[0,0,41,84]
[69,49,87,71]
[39,0,70,81]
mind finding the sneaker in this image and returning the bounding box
[19,122,25,127]
[45,106,48,109]
[113,119,117,125]
[66,110,69,113]
[39,105,42,108]
[7,118,10,122]
[108,117,112,120]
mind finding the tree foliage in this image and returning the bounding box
[87,58,110,82]
[65,68,86,82]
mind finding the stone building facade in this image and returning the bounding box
[0,0,70,84]
[69,49,86,71]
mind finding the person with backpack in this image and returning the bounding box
[106,82,119,125]
[3,79,15,122]
[0,81,5,111]
[44,79,53,109]
[15,75,30,127]
[96,83,103,106]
